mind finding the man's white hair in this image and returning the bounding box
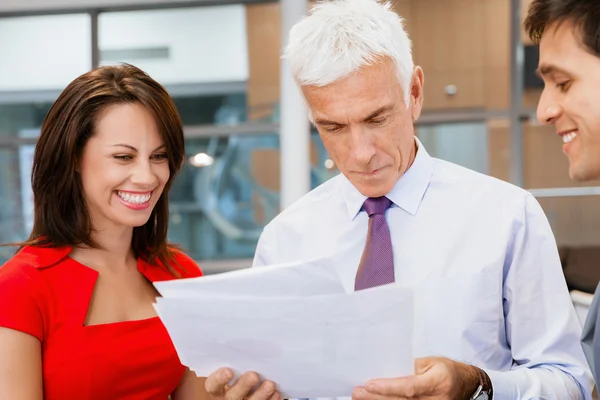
[283,0,414,107]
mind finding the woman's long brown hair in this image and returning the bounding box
[14,63,186,276]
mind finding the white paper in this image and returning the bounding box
[154,260,415,398]
[154,257,345,299]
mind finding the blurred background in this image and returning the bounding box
[0,0,597,297]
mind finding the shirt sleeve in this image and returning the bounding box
[252,224,279,267]
[484,194,594,399]
[0,265,44,341]
[171,249,203,278]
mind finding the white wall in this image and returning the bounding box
[0,4,248,91]
[0,0,219,13]
[0,14,92,91]
[99,6,249,85]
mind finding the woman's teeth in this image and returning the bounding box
[117,191,151,204]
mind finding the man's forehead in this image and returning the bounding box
[539,20,587,56]
[538,20,600,79]
[538,23,580,68]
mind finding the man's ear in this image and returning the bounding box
[410,66,425,121]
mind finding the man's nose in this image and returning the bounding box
[537,90,561,125]
[349,127,377,165]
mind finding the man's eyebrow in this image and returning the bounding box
[362,105,393,122]
[536,64,569,78]
[313,105,393,126]
[314,117,344,126]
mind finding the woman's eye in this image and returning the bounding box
[114,155,133,161]
[152,153,168,160]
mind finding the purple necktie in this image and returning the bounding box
[355,196,395,291]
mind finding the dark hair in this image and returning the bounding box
[524,0,600,57]
[16,63,185,276]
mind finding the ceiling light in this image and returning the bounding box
[189,152,214,167]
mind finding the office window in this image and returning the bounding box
[417,122,489,175]
[170,132,337,261]
[174,93,247,126]
[0,14,91,263]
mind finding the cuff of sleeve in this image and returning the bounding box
[483,369,517,400]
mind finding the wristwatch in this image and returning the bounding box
[469,366,493,400]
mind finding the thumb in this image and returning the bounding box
[409,373,436,396]
[414,357,436,375]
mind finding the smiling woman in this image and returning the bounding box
[29,64,186,271]
[0,64,209,400]
[78,102,172,234]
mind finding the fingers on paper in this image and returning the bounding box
[245,378,278,400]
[205,368,234,396]
[354,375,431,399]
[224,372,278,400]
[266,389,282,400]
[205,369,279,400]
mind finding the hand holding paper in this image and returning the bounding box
[205,368,280,400]
[352,357,480,400]
[154,258,415,398]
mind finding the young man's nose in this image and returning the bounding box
[537,90,562,125]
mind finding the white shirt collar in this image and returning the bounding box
[339,138,434,220]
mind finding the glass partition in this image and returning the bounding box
[170,132,337,260]
[417,122,489,175]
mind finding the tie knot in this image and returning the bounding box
[363,196,392,216]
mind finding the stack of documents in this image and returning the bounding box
[154,258,415,398]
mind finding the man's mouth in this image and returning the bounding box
[357,168,383,176]
[559,130,578,144]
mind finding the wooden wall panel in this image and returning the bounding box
[245,3,282,121]
[524,124,571,189]
[245,0,525,113]
[411,0,486,110]
[539,196,600,247]
[488,119,600,247]
[524,89,542,109]
[246,0,509,112]
[521,0,534,45]
[392,0,413,38]
[488,120,600,188]
[483,0,510,109]
[524,125,600,188]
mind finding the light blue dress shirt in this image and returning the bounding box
[253,140,593,399]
